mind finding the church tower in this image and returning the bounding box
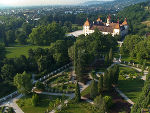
[106,15,111,26]
[122,18,129,34]
[83,18,90,36]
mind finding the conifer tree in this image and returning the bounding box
[90,80,98,99]
[105,54,109,66]
[103,70,110,91]
[75,82,81,102]
[98,74,103,94]
[109,48,113,65]
[32,94,39,106]
[113,64,119,85]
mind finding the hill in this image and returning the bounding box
[82,0,149,10]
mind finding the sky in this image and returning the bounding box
[0,0,113,6]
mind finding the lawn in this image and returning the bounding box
[121,55,139,63]
[0,81,16,98]
[58,101,96,113]
[17,94,67,113]
[118,79,144,102]
[81,85,91,97]
[53,83,75,92]
[5,45,50,58]
[119,66,140,75]
[121,55,150,66]
[50,74,69,85]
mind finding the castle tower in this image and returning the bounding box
[97,17,102,24]
[106,15,111,26]
[122,18,129,34]
[83,18,90,36]
[113,23,120,36]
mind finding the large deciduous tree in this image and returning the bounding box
[14,71,32,95]
[29,22,65,45]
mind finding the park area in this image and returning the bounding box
[58,100,96,113]
[81,82,131,113]
[16,94,67,113]
[5,45,50,58]
[118,65,144,102]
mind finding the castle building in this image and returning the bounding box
[83,15,129,36]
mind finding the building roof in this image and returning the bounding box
[122,18,128,25]
[109,23,118,28]
[84,18,90,26]
[91,25,114,33]
[114,23,120,29]
[97,17,101,22]
[107,15,111,20]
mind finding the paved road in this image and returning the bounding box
[0,95,24,113]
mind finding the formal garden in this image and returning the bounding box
[17,94,68,113]
[57,100,96,113]
[118,66,144,102]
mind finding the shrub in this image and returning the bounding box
[94,95,106,112]
[90,80,98,99]
[35,81,45,90]
[103,96,113,109]
[32,94,39,106]
[75,82,81,102]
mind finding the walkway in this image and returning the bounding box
[120,64,148,81]
[0,94,24,113]
[113,86,134,105]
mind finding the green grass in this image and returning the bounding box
[58,101,96,113]
[17,94,67,113]
[0,81,16,98]
[51,74,69,84]
[119,66,140,75]
[81,85,91,97]
[5,45,50,58]
[53,83,75,91]
[118,79,144,102]
[121,55,139,63]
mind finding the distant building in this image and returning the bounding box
[83,15,129,36]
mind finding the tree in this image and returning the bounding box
[32,94,39,106]
[6,30,15,44]
[146,68,150,81]
[103,70,110,91]
[109,48,113,65]
[90,80,98,99]
[1,64,15,80]
[22,23,32,35]
[94,95,106,112]
[29,22,65,45]
[91,70,96,79]
[35,81,45,90]
[141,59,146,76]
[98,74,103,94]
[105,54,109,66]
[49,40,69,66]
[113,64,119,85]
[75,82,81,102]
[14,71,32,95]
[103,96,113,109]
[15,31,27,44]
[131,80,150,113]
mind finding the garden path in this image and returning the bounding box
[120,64,148,81]
[0,94,24,113]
